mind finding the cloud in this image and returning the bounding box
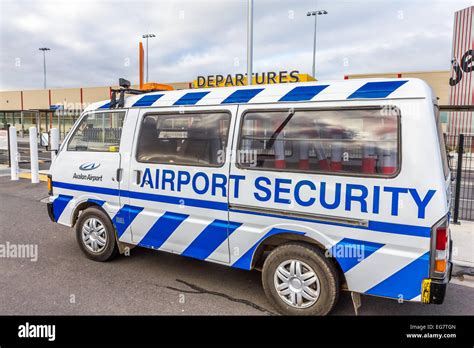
[0,0,471,90]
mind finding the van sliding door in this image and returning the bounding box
[125,105,237,264]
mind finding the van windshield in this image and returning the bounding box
[435,105,450,179]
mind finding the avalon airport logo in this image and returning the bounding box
[73,162,103,182]
[79,162,101,171]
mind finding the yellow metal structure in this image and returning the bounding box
[141,82,174,91]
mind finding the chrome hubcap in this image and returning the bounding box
[274,259,320,308]
[81,218,107,253]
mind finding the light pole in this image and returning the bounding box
[142,33,156,82]
[247,0,253,85]
[307,10,327,78]
[38,47,51,89]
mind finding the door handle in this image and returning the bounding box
[135,170,142,185]
[116,168,123,182]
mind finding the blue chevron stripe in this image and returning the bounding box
[132,94,164,107]
[347,80,408,99]
[98,102,110,109]
[87,198,105,206]
[279,85,329,101]
[138,212,189,249]
[174,91,210,105]
[52,194,73,222]
[221,88,264,104]
[232,228,306,270]
[364,252,430,300]
[330,238,384,273]
[181,220,242,260]
[112,205,144,238]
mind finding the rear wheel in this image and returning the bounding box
[262,243,339,315]
[75,207,118,262]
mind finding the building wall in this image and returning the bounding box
[81,87,111,105]
[0,81,190,111]
[22,89,50,110]
[0,91,22,110]
[447,6,474,137]
[50,88,82,106]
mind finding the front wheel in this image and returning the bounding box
[75,207,118,262]
[262,243,340,315]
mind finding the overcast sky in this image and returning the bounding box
[0,0,471,90]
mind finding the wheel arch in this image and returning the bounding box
[250,233,347,288]
[71,200,108,227]
[72,200,130,255]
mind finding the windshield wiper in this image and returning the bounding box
[266,110,295,149]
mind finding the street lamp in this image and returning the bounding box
[142,33,156,82]
[38,47,51,89]
[247,0,254,85]
[307,10,328,78]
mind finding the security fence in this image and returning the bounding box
[446,133,474,222]
[0,109,81,140]
[442,105,474,222]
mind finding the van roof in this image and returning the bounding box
[84,77,433,112]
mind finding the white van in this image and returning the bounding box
[47,78,452,315]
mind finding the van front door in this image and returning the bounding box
[126,105,237,264]
[52,110,126,228]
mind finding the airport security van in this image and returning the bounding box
[47,78,452,315]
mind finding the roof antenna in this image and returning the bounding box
[118,90,125,108]
[109,91,117,109]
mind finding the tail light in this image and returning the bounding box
[431,217,449,278]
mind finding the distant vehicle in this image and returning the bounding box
[46,78,452,315]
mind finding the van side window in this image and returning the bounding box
[136,112,230,167]
[238,108,400,176]
[67,111,125,152]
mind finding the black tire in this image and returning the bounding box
[75,206,118,262]
[262,242,339,315]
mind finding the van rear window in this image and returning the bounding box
[136,112,230,167]
[238,107,400,177]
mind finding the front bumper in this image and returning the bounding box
[47,202,55,222]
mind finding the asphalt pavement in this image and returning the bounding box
[0,177,473,315]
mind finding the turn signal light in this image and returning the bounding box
[435,259,446,273]
[431,217,449,279]
[47,175,53,196]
